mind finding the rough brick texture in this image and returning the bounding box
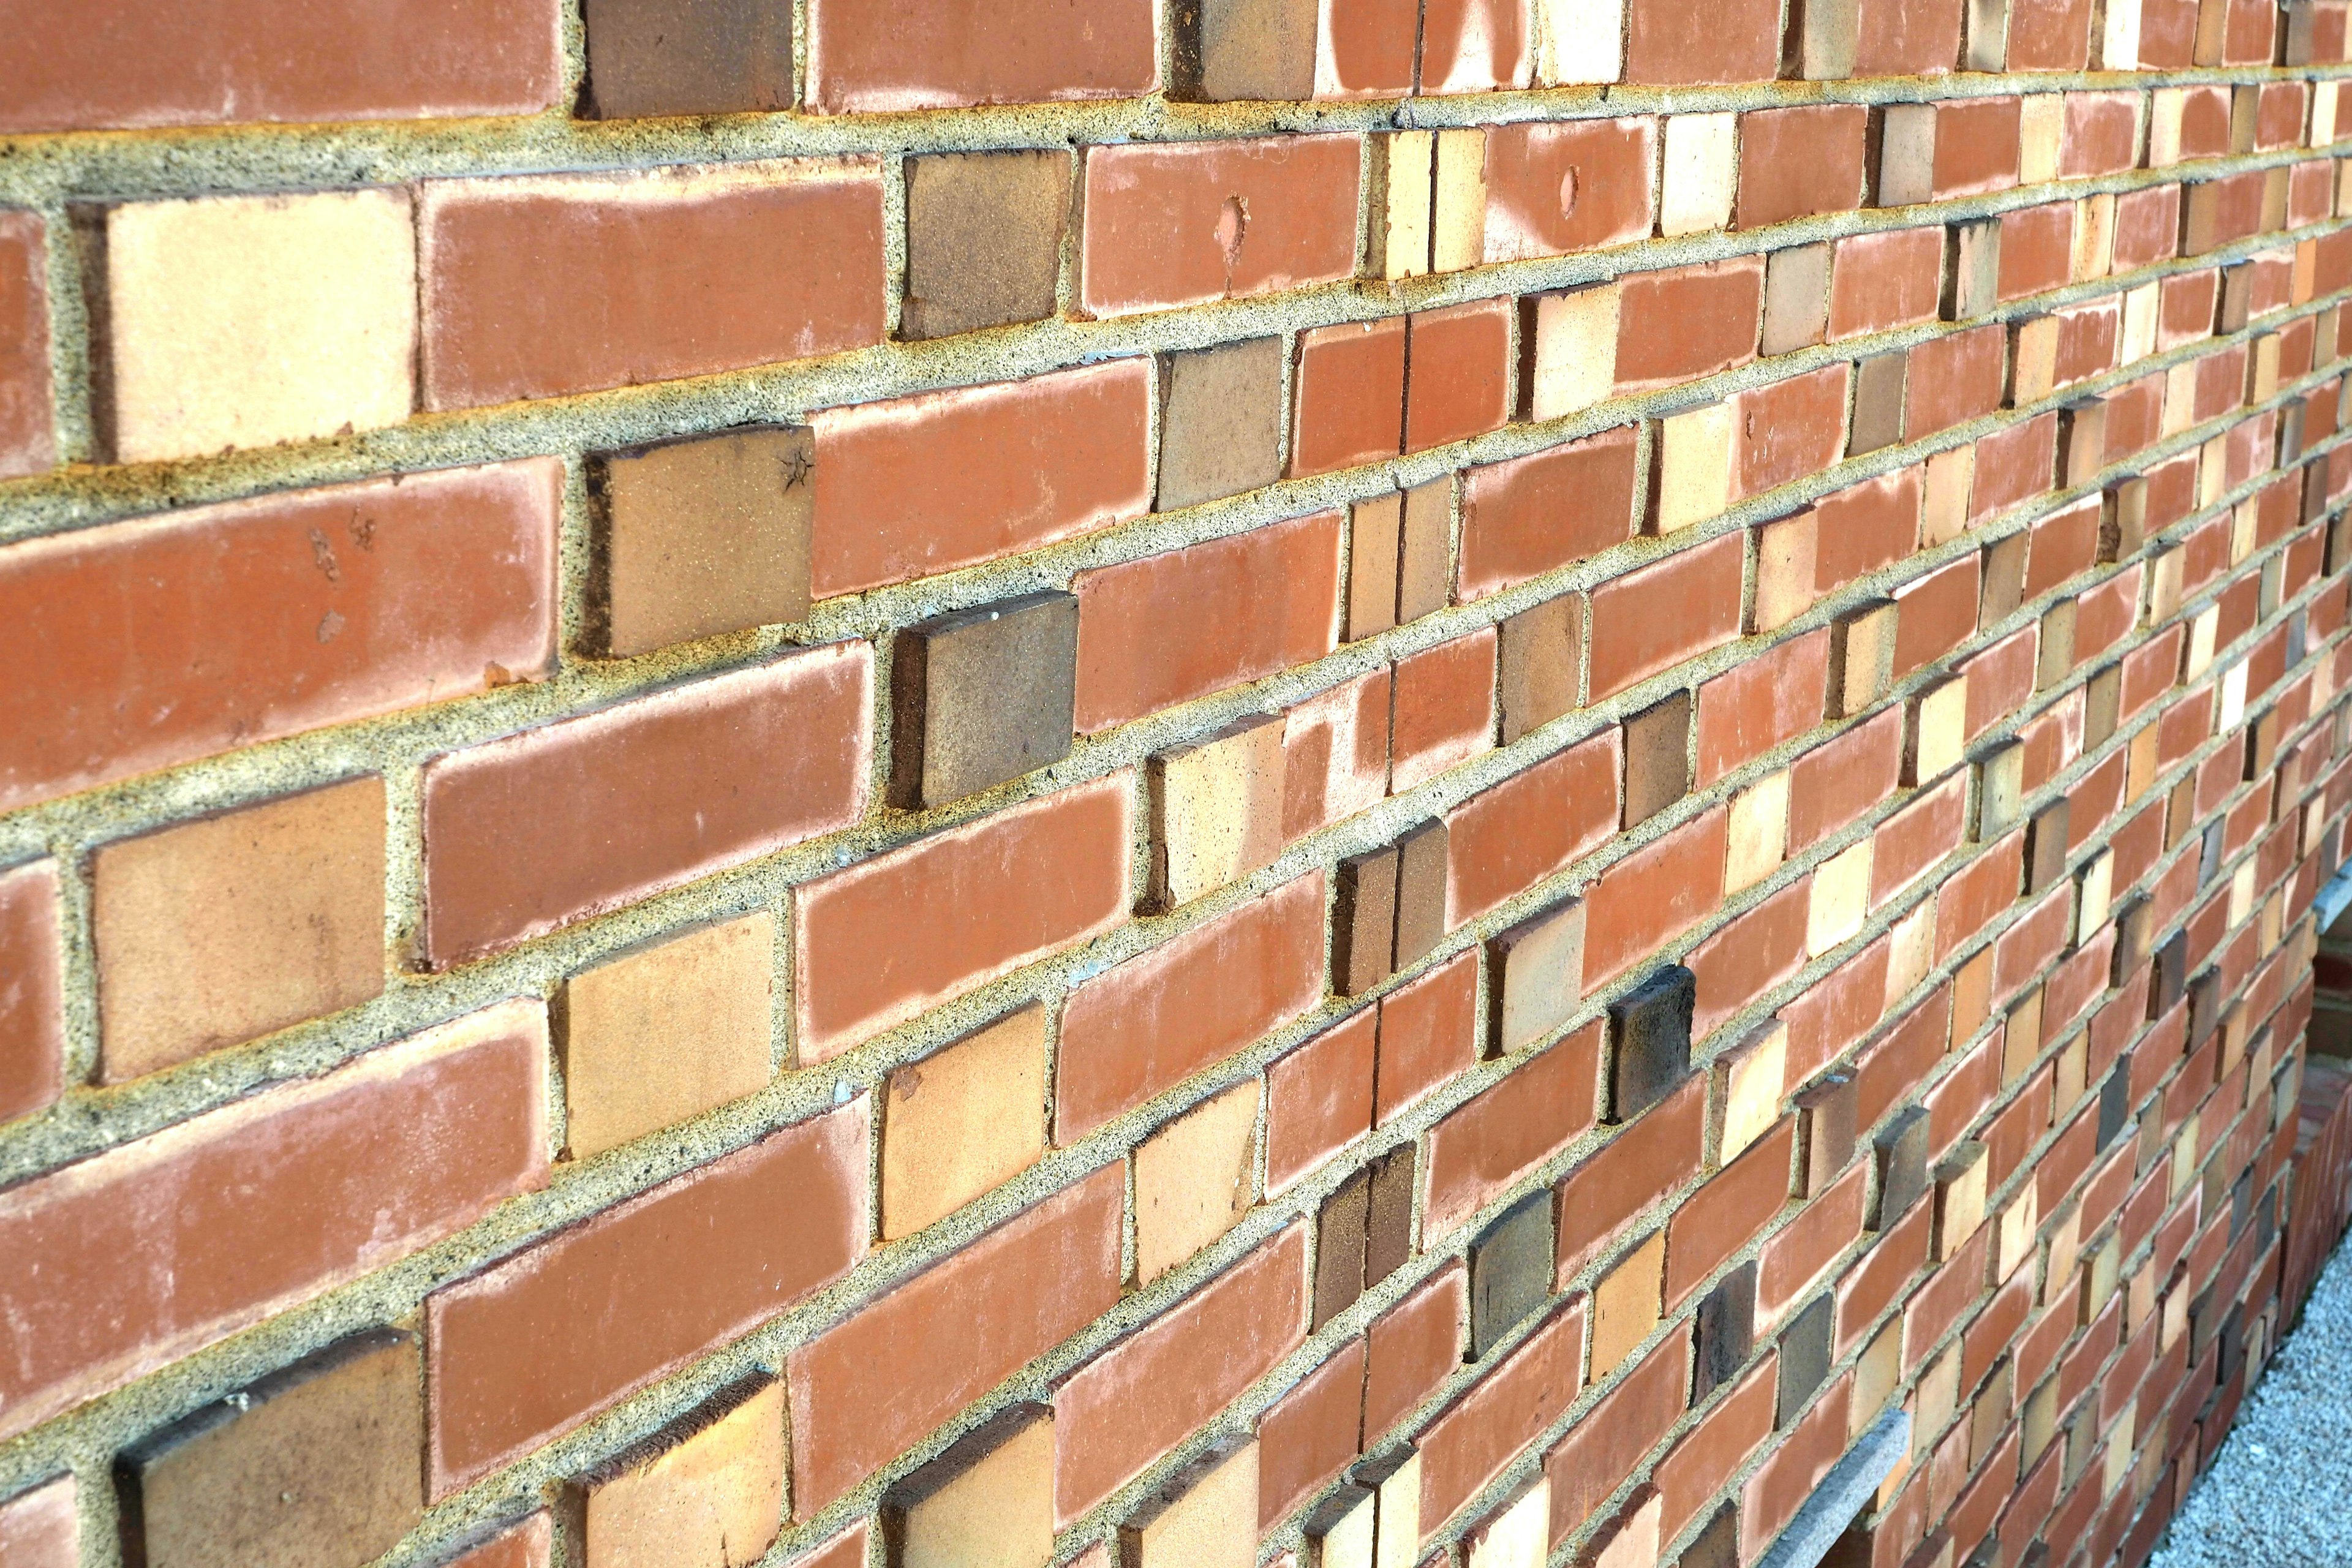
[6,14,2352,1568]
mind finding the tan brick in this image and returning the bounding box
[1806,840,1872,956]
[880,1005,1049,1240]
[902,151,1071,341]
[1135,1079,1261,1283]
[119,1329,423,1568]
[1150,714,1287,908]
[1348,494,1404,640]
[1498,595,1583,745]
[557,911,775,1161]
[1433,129,1489,273]
[94,190,415,462]
[883,1404,1054,1568]
[1525,285,1619,420]
[1828,600,1899,717]
[1754,511,1819,632]
[1466,1476,1549,1567]
[1653,404,1735,533]
[1591,1229,1665,1375]
[1903,674,1969,785]
[595,426,815,657]
[1725,771,1790,895]
[1997,1185,2038,1280]
[93,777,385,1084]
[576,1378,785,1567]
[1159,337,1286,511]
[1660,115,1738,237]
[1715,1019,1787,1162]
[1120,1440,1259,1568]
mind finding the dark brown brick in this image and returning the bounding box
[890,590,1078,808]
[902,151,1072,341]
[582,0,793,118]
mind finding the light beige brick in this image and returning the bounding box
[577,1379,785,1568]
[1306,1486,1378,1568]
[1887,903,1936,1003]
[1660,115,1737,237]
[1466,1477,1549,1568]
[1585,1487,1663,1568]
[1997,1185,2039,1281]
[2019,95,2064,183]
[1120,1441,1258,1568]
[883,1404,1054,1568]
[1653,404,1735,533]
[1932,1141,1989,1261]
[1851,1321,1901,1436]
[1591,1229,1664,1376]
[97,190,416,462]
[1807,840,1873,957]
[1374,132,1434,281]
[1433,129,1490,273]
[1754,511,1820,632]
[1725,771,1790,895]
[1134,1079,1260,1283]
[1829,600,1899,718]
[1921,447,1975,547]
[1904,674,1970,786]
[1359,1446,1420,1568]
[94,777,385,1084]
[2076,850,2115,943]
[1762,243,1831,355]
[1877,107,1937,205]
[1715,1019,1787,1163]
[1526,285,1619,420]
[2073,192,2115,281]
[559,911,774,1161]
[1534,0,1626,83]
[2012,316,2060,405]
[1149,714,1287,908]
[880,1005,1049,1240]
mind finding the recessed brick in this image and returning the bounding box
[1623,692,1693,827]
[1,998,545,1446]
[1692,1262,1758,1402]
[892,590,1079,809]
[1608,965,1697,1123]
[881,1006,1047,1240]
[1074,510,1344,732]
[576,1379,785,1568]
[1149,715,1286,909]
[1773,1295,1835,1424]
[882,1403,1054,1568]
[426,643,872,967]
[1524,284,1623,417]
[1136,1079,1261,1283]
[1661,113,1738,237]
[788,1167,1121,1517]
[558,910,773,1161]
[1159,337,1287,510]
[804,0,1158,112]
[1313,1168,1372,1330]
[1761,243,1831,355]
[581,0,792,117]
[1487,900,1588,1058]
[1185,0,1318,99]
[419,162,884,409]
[902,150,1071,341]
[1081,136,1360,317]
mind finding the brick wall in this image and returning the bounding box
[2,1,2352,1566]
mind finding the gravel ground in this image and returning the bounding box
[2150,1235,2352,1567]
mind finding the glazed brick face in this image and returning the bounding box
[10,12,2352,1568]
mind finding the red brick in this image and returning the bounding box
[2024,496,2103,599]
[1080,136,1360,317]
[1,462,557,816]
[1417,1297,1588,1533]
[1588,533,1746,700]
[1544,1322,1692,1539]
[2006,0,2094,69]
[2113,185,2183,273]
[1292,320,1406,476]
[793,775,1130,1060]
[431,1093,863,1494]
[1376,950,1480,1125]
[1905,325,2008,438]
[1741,1376,1852,1546]
[423,643,869,966]
[1656,1355,1774,1540]
[1265,1012,1378,1194]
[1482,119,1659,263]
[1893,553,1982,675]
[1615,260,1765,391]
[1393,629,1498,792]
[1624,0,1782,81]
[1815,469,1921,594]
[1445,731,1621,926]
[1737,107,1870,230]
[1366,1261,1465,1440]
[1665,1117,1796,1306]
[1918,99,2022,199]
[0,999,546,1445]
[1836,1204,1928,1352]
[1829,227,1945,339]
[1053,1225,1306,1523]
[1789,709,1902,851]
[419,164,884,409]
[1873,775,1967,904]
[1557,1078,1707,1278]
[1847,0,1966,70]
[0,211,52,480]
[804,0,1157,111]
[1961,630,2034,742]
[1735,364,1850,499]
[0,860,62,1127]
[0,0,561,132]
[0,1477,76,1568]
[810,360,1153,596]
[1424,1020,1602,1237]
[2062,92,2141,178]
[1458,426,1642,600]
[1074,509,1343,731]
[1406,299,1513,451]
[1318,0,1419,94]
[1758,1159,1867,1320]
[1258,1341,1368,1531]
[1935,832,2023,962]
[1997,203,2076,304]
[1689,882,1810,1043]
[788,1166,1123,1516]
[1583,808,1728,987]
[1993,885,2073,1001]
[1695,630,1830,785]
[1058,872,1324,1142]
[1781,940,1888,1083]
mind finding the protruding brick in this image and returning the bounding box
[558,911,774,1161]
[427,643,872,967]
[575,1379,785,1568]
[1609,965,1697,1123]
[881,1006,1048,1240]
[882,1403,1054,1568]
[902,150,1072,340]
[892,590,1079,809]
[1136,1079,1261,1283]
[594,426,815,657]
[1159,337,1287,510]
[1871,1104,1932,1227]
[1120,1441,1259,1568]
